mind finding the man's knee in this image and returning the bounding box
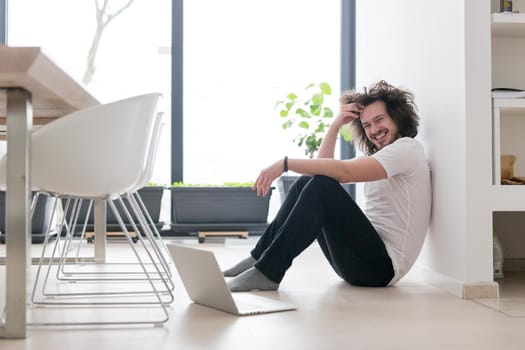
[310,175,339,187]
[296,175,312,185]
[287,175,312,192]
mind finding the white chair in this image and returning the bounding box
[0,93,173,326]
[52,112,174,292]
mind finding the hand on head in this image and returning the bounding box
[335,102,362,128]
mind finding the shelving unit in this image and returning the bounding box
[491,10,525,193]
[491,4,525,276]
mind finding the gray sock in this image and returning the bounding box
[223,256,256,277]
[227,267,279,292]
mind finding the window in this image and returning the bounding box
[182,0,341,185]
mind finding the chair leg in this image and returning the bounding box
[29,195,171,326]
[125,193,171,272]
[109,197,173,312]
[37,197,82,295]
[122,194,175,295]
[131,191,173,274]
[56,197,173,285]
[32,196,173,305]
[32,195,70,302]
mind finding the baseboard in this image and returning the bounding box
[462,282,499,299]
[418,265,499,299]
[419,265,465,297]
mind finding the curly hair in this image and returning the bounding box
[340,80,419,155]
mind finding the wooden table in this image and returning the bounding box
[0,46,99,338]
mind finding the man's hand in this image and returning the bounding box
[334,102,362,129]
[253,159,284,197]
[318,102,363,159]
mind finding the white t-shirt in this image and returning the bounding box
[366,137,431,285]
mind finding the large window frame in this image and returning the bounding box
[171,0,183,183]
[0,0,7,45]
[340,0,356,197]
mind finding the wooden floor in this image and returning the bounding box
[2,237,525,349]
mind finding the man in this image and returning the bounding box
[225,80,431,292]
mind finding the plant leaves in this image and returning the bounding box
[322,107,334,118]
[310,104,321,116]
[282,120,293,129]
[304,134,320,159]
[315,122,326,133]
[339,124,352,141]
[171,181,254,187]
[312,93,324,106]
[305,83,315,90]
[298,121,310,129]
[319,82,331,95]
[296,108,311,118]
[276,82,335,158]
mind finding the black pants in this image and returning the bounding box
[251,175,394,287]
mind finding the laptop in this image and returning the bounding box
[167,243,296,316]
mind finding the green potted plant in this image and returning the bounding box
[275,82,351,201]
[169,181,273,235]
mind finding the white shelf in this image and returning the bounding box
[493,97,525,110]
[491,186,525,211]
[492,12,525,38]
[492,98,525,186]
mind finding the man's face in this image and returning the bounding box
[360,100,400,150]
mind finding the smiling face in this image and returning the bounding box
[360,100,400,150]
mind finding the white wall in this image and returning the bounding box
[356,0,493,296]
[464,0,493,284]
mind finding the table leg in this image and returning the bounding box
[2,89,32,339]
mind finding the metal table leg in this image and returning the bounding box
[2,88,32,338]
